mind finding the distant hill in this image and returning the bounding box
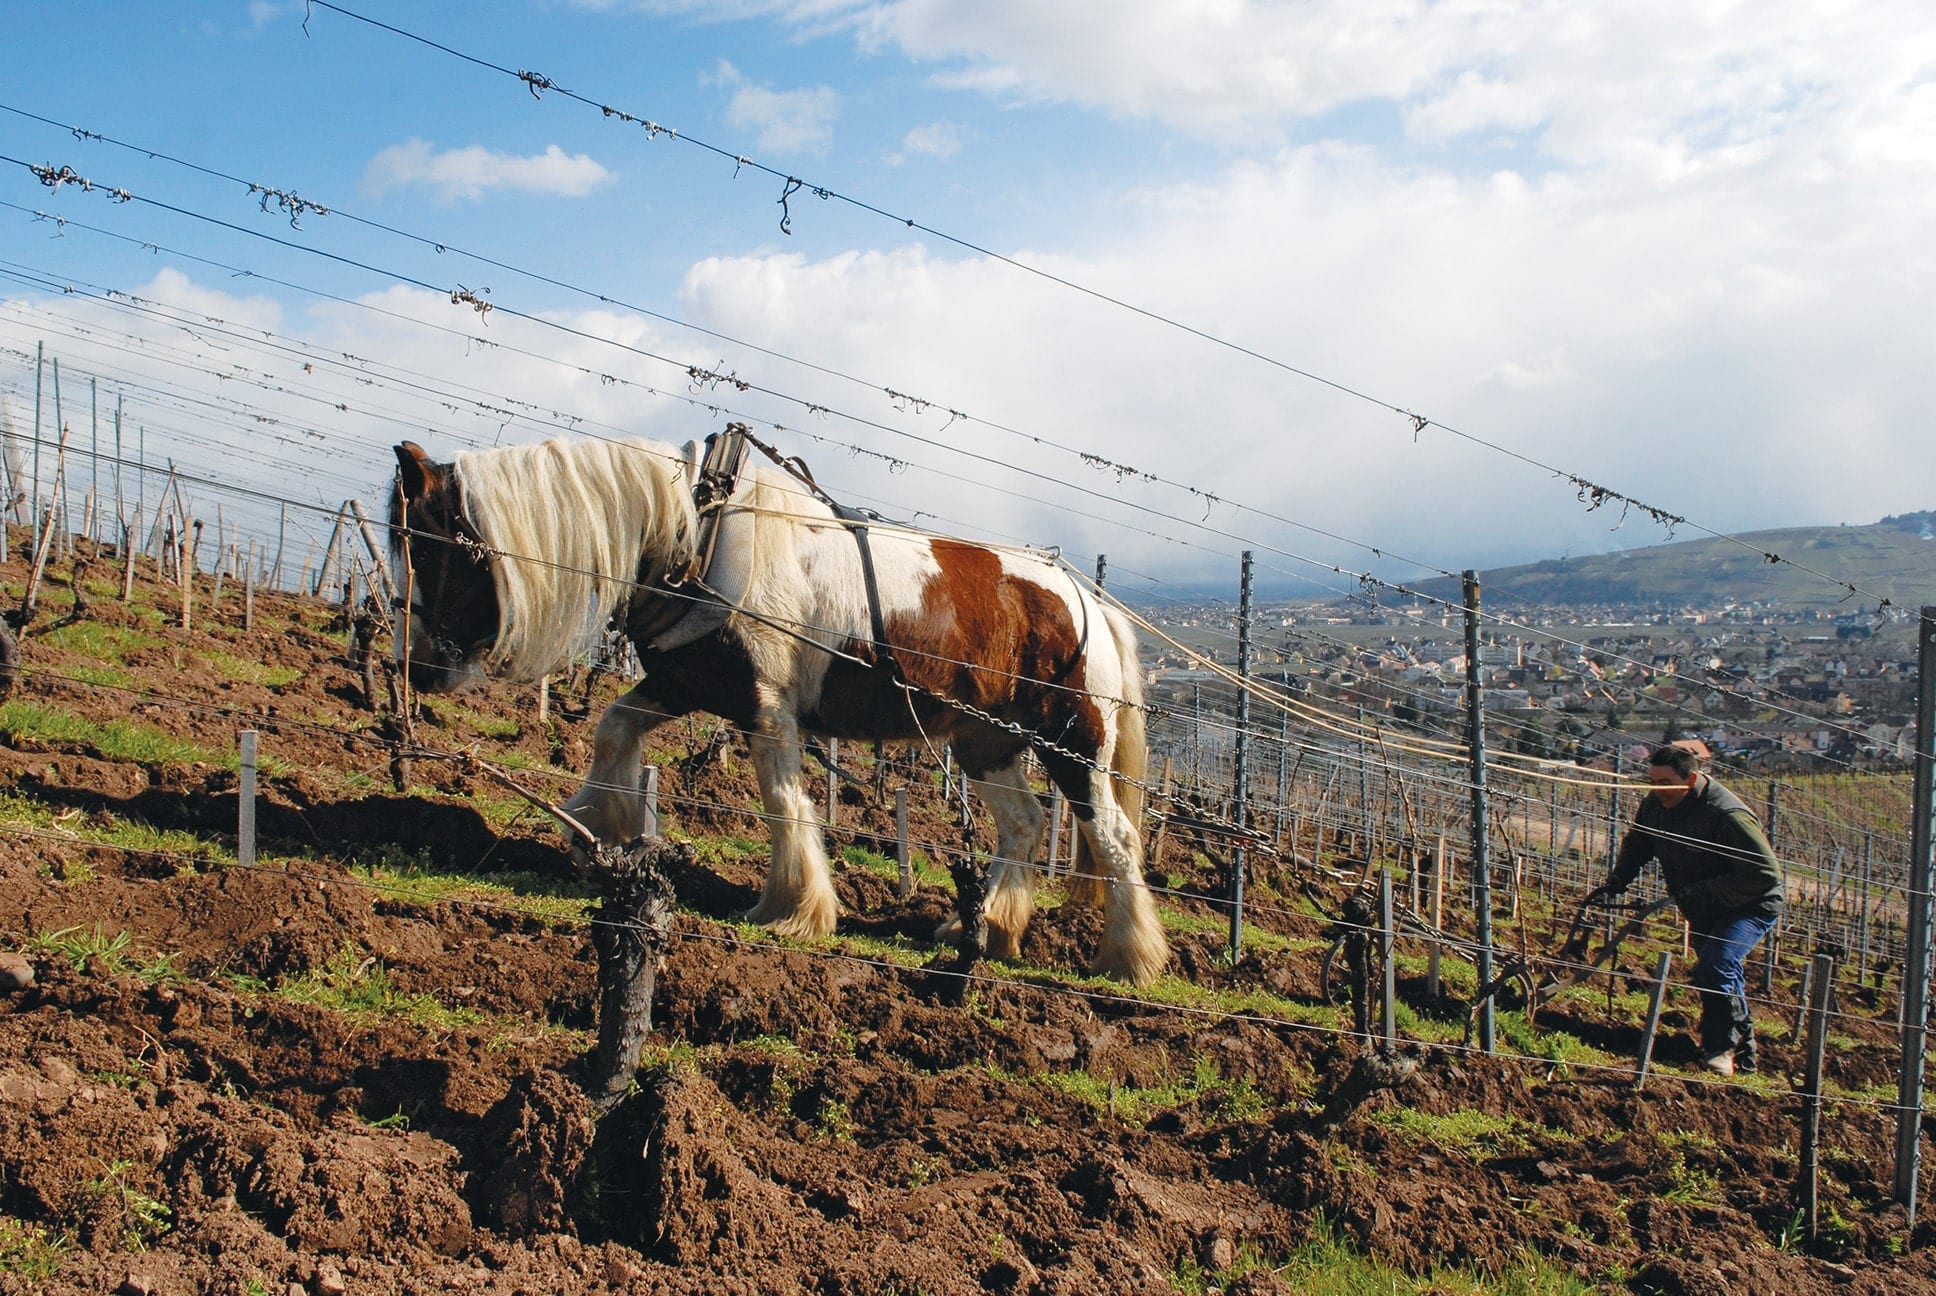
[1409,510,1936,611]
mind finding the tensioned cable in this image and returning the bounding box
[11,656,1905,968]
[296,0,1916,616]
[0,816,1912,1104]
[0,98,1477,593]
[0,206,1909,795]
[2,193,1903,775]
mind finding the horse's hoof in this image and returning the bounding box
[986,926,1024,960]
[1092,936,1169,989]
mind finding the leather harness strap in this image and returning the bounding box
[627,424,751,644]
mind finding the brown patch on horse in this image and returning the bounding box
[800,540,1111,781]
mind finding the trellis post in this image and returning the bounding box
[1379,868,1396,1048]
[1893,606,1936,1221]
[1633,951,1673,1090]
[238,730,258,868]
[1228,551,1253,960]
[1803,952,1835,1242]
[1464,571,1495,1054]
[1764,782,1782,996]
[895,785,913,899]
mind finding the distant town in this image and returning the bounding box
[1143,595,1924,772]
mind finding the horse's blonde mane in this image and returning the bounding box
[455,436,692,681]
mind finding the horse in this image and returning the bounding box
[389,428,1168,986]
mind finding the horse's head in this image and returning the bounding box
[391,441,500,693]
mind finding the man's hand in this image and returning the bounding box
[1583,883,1622,908]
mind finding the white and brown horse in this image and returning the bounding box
[390,431,1167,986]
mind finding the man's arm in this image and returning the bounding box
[1596,811,1655,897]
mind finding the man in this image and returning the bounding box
[1586,744,1785,1076]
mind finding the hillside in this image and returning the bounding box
[1410,511,1936,611]
[1,535,1931,1294]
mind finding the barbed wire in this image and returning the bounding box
[288,1,1916,618]
[0,200,1917,802]
[0,813,1916,1115]
[0,180,1918,765]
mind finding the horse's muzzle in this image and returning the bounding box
[407,658,466,695]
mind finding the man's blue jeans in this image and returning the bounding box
[1690,912,1777,1058]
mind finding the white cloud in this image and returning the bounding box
[889,121,962,163]
[360,139,615,202]
[705,60,841,157]
[136,267,285,333]
[670,134,1936,578]
[669,1,1936,182]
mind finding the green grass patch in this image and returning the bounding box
[350,856,593,926]
[829,929,937,970]
[1259,1214,1612,1295]
[275,944,485,1031]
[688,833,769,869]
[36,621,162,661]
[1660,1151,1724,1205]
[0,1214,71,1282]
[0,700,213,765]
[19,924,185,983]
[1494,1013,1625,1072]
[0,789,231,871]
[1024,1053,1266,1127]
[418,697,522,736]
[1158,905,1301,955]
[839,843,953,891]
[64,662,138,690]
[200,648,301,689]
[88,1159,171,1251]
[1371,1106,1574,1157]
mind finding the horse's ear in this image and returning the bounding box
[395,441,441,502]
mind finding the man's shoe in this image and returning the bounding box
[1701,1051,1735,1077]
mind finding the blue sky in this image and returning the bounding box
[2,1,1932,601]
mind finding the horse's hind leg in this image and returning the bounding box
[562,682,662,847]
[933,756,1045,959]
[1061,767,1167,988]
[744,695,839,939]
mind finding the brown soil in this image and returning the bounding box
[2,544,1934,1295]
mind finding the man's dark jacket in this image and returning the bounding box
[1607,776,1785,928]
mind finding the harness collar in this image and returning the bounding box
[627,423,751,645]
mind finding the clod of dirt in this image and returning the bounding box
[599,1065,804,1263]
[0,951,34,990]
[467,1068,595,1235]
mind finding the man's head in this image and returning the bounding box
[1645,743,1700,807]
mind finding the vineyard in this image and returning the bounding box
[1,534,1932,1296]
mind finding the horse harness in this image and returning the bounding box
[626,423,909,703]
[625,424,755,646]
[629,423,1098,788]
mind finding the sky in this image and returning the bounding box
[0,1,1932,605]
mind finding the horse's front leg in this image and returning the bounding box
[934,758,1045,959]
[743,697,839,939]
[561,682,662,848]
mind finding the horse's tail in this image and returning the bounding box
[1068,603,1148,908]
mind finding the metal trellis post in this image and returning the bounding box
[1229,551,1253,960]
[1464,571,1494,1054]
[238,730,258,869]
[1893,606,1936,1220]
